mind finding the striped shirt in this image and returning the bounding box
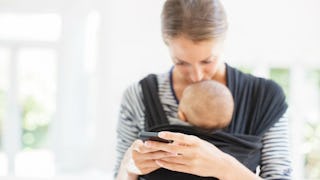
[115,72,292,179]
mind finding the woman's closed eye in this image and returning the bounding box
[200,56,217,65]
[200,60,213,65]
[175,60,189,66]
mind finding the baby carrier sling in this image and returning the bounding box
[138,65,288,180]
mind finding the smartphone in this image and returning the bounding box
[138,131,173,143]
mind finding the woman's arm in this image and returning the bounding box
[259,113,292,179]
[114,84,142,179]
[219,154,262,180]
[115,83,176,179]
[116,140,158,180]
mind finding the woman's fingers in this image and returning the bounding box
[128,158,159,175]
[148,151,178,159]
[133,139,160,153]
[133,149,177,160]
[155,159,191,174]
[158,131,199,145]
[144,132,200,155]
[145,140,185,154]
[159,154,190,165]
[128,139,184,175]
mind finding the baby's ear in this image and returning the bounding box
[178,110,187,122]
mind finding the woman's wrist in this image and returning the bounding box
[116,150,138,180]
[214,152,234,180]
[117,161,138,180]
[217,153,261,180]
[116,167,138,180]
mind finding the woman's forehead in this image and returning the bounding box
[167,36,224,61]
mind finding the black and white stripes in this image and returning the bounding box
[260,114,292,179]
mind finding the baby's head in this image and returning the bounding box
[178,80,234,130]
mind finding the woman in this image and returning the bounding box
[115,0,291,179]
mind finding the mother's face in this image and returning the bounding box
[166,36,225,84]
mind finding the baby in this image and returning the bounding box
[178,80,234,130]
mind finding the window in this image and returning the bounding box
[17,48,57,149]
[0,13,60,177]
[0,47,10,151]
[270,68,290,98]
[0,13,61,41]
[269,67,320,179]
[237,66,253,74]
[304,69,320,179]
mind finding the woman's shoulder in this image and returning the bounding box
[227,64,285,97]
[122,71,171,100]
[122,81,142,99]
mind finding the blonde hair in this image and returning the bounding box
[161,0,228,42]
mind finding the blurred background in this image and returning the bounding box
[0,0,319,179]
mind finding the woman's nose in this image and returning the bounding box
[190,66,204,82]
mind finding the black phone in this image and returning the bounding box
[138,131,173,143]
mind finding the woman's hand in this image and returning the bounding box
[145,131,261,180]
[117,139,178,180]
[143,131,227,178]
[128,139,167,175]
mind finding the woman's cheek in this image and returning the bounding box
[204,63,217,77]
[176,66,191,76]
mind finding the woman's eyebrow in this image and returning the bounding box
[175,55,214,62]
[174,58,188,63]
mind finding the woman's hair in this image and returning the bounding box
[161,0,228,42]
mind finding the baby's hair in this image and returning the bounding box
[180,80,234,129]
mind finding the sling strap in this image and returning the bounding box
[139,74,260,180]
[138,65,288,179]
[140,74,170,131]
